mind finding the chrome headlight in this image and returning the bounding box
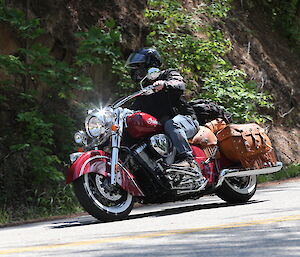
[86,116,103,137]
[85,108,113,138]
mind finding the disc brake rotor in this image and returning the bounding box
[95,174,122,201]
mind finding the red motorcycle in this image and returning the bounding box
[66,73,282,221]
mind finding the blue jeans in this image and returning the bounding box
[164,115,199,158]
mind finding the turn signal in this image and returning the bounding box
[111,124,119,131]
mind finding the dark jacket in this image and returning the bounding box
[131,69,196,122]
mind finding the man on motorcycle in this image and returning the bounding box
[126,48,200,169]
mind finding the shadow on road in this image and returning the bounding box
[51,200,265,229]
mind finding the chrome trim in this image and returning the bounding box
[70,152,84,164]
[167,167,200,177]
[216,162,283,188]
[110,107,128,185]
[165,166,208,194]
[150,134,173,157]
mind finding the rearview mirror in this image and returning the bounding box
[147,68,160,80]
[140,68,161,89]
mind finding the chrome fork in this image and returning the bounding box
[110,108,124,185]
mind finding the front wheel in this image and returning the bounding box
[73,173,134,221]
[216,175,257,203]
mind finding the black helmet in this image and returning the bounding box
[126,48,162,81]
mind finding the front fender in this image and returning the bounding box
[66,150,144,197]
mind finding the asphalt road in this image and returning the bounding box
[1,179,300,257]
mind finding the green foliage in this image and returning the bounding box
[145,0,273,122]
[75,22,122,66]
[0,55,26,76]
[18,44,94,98]
[0,0,44,39]
[0,208,11,224]
[202,69,273,122]
[0,184,81,224]
[75,23,133,93]
[16,110,63,183]
[18,184,82,221]
[0,2,85,222]
[204,0,233,18]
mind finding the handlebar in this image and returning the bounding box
[112,84,157,108]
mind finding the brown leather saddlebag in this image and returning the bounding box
[205,118,227,134]
[217,123,277,169]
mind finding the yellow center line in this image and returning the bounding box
[1,213,300,255]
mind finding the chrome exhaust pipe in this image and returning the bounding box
[216,162,283,187]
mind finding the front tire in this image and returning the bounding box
[216,175,257,203]
[73,173,134,221]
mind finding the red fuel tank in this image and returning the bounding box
[126,112,163,138]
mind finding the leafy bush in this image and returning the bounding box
[201,69,273,122]
[75,21,133,93]
[0,0,44,38]
[0,208,11,224]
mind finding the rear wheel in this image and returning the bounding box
[73,173,134,221]
[216,175,257,203]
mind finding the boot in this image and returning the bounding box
[171,155,197,169]
[170,154,208,190]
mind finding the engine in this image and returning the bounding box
[131,134,205,194]
[132,134,176,171]
[148,134,176,164]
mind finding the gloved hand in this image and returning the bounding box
[153,80,165,92]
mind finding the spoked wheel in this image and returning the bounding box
[73,173,134,221]
[216,175,257,203]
